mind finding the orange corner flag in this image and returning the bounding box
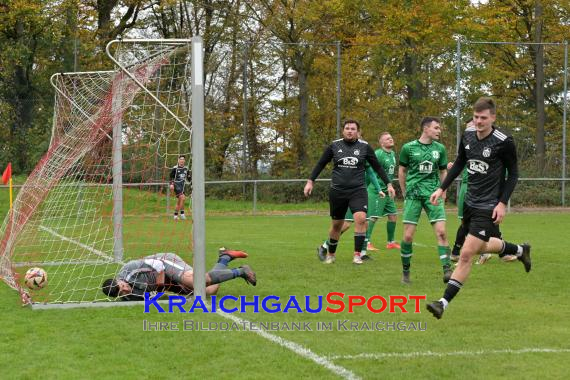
[2,162,11,185]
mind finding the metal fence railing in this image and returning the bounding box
[2,178,569,215]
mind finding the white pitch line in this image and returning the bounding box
[39,225,114,263]
[329,348,570,360]
[412,241,438,249]
[216,311,361,380]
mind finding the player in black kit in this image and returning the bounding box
[304,119,396,264]
[169,155,191,220]
[426,97,532,319]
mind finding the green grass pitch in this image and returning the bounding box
[1,192,569,378]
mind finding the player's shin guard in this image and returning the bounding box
[442,278,463,305]
[217,256,231,268]
[501,240,520,256]
[400,241,413,272]
[452,224,467,256]
[354,232,365,254]
[208,268,242,285]
[438,245,452,267]
[387,221,396,243]
[366,219,376,242]
[328,238,339,254]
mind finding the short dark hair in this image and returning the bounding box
[343,119,360,131]
[420,116,441,129]
[101,278,119,298]
[178,155,186,159]
[473,97,496,115]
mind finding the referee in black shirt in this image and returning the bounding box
[427,97,531,319]
[304,119,395,264]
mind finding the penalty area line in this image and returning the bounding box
[328,347,570,360]
[215,311,361,380]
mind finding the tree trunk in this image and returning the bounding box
[12,19,34,172]
[96,0,117,42]
[404,39,424,115]
[533,0,546,175]
[293,50,309,175]
[62,0,79,72]
[96,0,140,46]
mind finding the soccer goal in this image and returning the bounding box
[0,38,206,307]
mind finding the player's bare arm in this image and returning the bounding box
[398,166,407,198]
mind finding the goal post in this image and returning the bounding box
[0,39,205,307]
[190,36,206,300]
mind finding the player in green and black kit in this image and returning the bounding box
[398,117,452,284]
[364,132,400,254]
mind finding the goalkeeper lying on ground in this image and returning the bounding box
[101,248,256,301]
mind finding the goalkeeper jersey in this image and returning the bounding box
[117,259,160,298]
[170,165,190,194]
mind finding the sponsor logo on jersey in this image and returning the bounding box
[338,157,359,167]
[419,160,433,174]
[483,147,491,157]
[432,151,440,160]
[467,159,489,174]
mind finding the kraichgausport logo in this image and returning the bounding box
[144,292,427,314]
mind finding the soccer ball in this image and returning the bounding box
[24,267,48,290]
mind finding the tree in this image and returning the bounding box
[469,0,570,175]
[0,1,60,172]
[95,0,144,46]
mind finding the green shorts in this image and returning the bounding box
[367,189,397,219]
[366,189,380,219]
[377,194,397,217]
[402,197,446,225]
[457,182,467,219]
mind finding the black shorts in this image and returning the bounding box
[329,187,368,220]
[174,184,186,197]
[463,204,501,242]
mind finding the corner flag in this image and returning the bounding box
[2,163,12,209]
[1,163,10,185]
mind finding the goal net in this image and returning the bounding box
[0,40,195,306]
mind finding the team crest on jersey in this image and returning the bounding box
[388,165,395,175]
[482,147,491,158]
[432,151,440,160]
[419,160,433,173]
[354,149,360,155]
